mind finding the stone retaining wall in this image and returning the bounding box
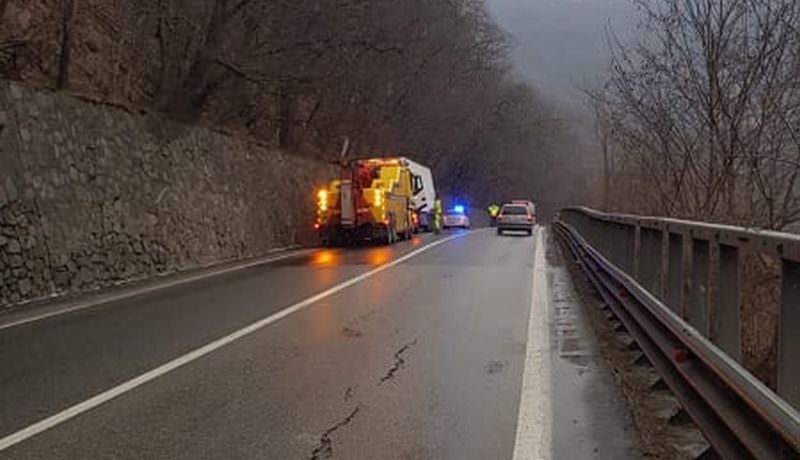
[0,82,333,308]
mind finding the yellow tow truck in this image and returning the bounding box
[315,158,417,246]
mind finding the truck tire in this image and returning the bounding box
[402,216,412,240]
[384,215,397,245]
[328,233,342,247]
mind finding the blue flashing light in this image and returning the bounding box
[453,205,465,214]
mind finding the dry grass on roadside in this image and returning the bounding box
[740,253,779,389]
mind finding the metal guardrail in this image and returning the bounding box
[555,207,800,460]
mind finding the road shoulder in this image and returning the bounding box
[514,226,646,460]
[555,230,710,460]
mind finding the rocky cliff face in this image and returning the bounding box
[0,81,333,308]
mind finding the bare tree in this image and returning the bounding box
[593,0,800,229]
[56,0,78,89]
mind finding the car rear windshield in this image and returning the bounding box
[501,205,528,215]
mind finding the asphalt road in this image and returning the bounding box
[0,228,643,460]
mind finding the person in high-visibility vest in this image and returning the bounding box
[487,203,500,226]
[433,197,443,234]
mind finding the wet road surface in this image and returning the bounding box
[0,228,643,459]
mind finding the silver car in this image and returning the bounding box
[442,207,471,229]
[510,200,537,224]
[497,204,533,236]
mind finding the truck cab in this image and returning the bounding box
[403,158,436,232]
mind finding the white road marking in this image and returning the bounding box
[512,226,553,460]
[0,248,312,332]
[0,233,464,452]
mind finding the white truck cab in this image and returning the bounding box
[402,158,436,231]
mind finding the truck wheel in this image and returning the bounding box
[402,219,412,240]
[385,215,397,245]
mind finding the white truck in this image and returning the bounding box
[403,158,437,232]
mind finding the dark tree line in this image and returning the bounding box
[1,0,593,214]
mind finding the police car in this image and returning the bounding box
[442,205,471,229]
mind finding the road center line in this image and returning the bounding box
[0,233,464,452]
[512,226,553,460]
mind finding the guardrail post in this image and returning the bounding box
[602,221,614,259]
[659,230,668,300]
[666,232,684,315]
[579,214,591,245]
[713,245,741,361]
[638,228,663,296]
[689,238,711,336]
[572,213,586,245]
[622,223,636,274]
[779,259,800,409]
[633,225,641,279]
[607,222,623,268]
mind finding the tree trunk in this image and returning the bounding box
[56,0,78,90]
[277,88,294,149]
[166,0,227,117]
[0,0,9,24]
[155,0,169,105]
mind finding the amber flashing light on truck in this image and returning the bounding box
[317,189,328,211]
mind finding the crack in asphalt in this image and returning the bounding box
[379,338,418,384]
[307,339,416,459]
[309,406,360,460]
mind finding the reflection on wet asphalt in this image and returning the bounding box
[0,228,643,460]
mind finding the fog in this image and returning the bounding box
[485,0,638,116]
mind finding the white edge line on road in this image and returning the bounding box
[512,226,553,460]
[0,249,313,332]
[0,233,464,452]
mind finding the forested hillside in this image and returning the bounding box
[0,0,595,214]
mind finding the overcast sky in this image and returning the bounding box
[485,0,639,116]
